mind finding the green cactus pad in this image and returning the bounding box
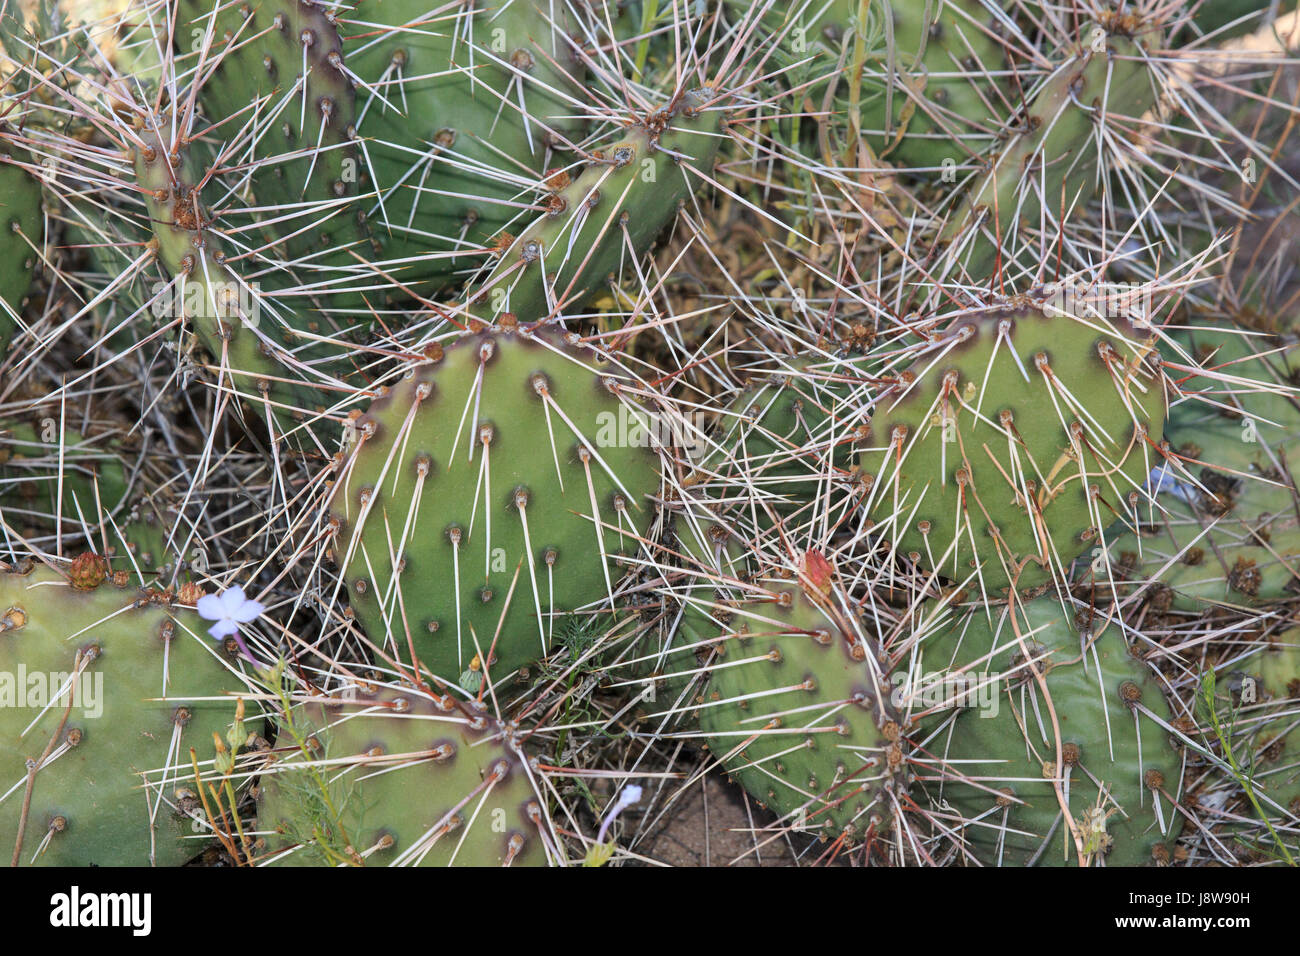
[858,301,1167,596]
[0,563,247,866]
[0,144,42,354]
[340,0,587,291]
[937,22,1160,281]
[177,0,587,297]
[255,684,549,866]
[1179,0,1287,41]
[1158,59,1300,335]
[919,596,1181,866]
[732,0,1008,169]
[1099,323,1300,611]
[631,509,749,726]
[329,324,661,680]
[133,126,366,431]
[470,88,726,321]
[1107,490,1300,613]
[680,548,909,844]
[105,500,191,589]
[627,353,870,715]
[178,0,369,291]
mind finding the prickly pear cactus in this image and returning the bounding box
[132,125,368,430]
[470,88,726,321]
[858,0,1013,167]
[132,86,720,430]
[1099,323,1300,610]
[937,20,1163,280]
[339,0,587,288]
[732,0,1009,169]
[329,324,661,682]
[176,0,368,285]
[920,597,1182,866]
[0,144,42,353]
[255,684,550,865]
[177,0,587,297]
[858,301,1167,596]
[669,522,910,845]
[104,499,189,589]
[1158,58,1300,335]
[0,562,246,866]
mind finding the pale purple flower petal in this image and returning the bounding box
[219,585,248,616]
[198,584,262,660]
[1145,465,1195,503]
[207,619,240,639]
[229,598,265,624]
[196,593,225,621]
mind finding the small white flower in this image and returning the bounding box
[197,585,265,656]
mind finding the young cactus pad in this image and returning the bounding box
[919,596,1182,866]
[329,324,661,681]
[729,0,1009,168]
[858,301,1167,595]
[0,562,247,866]
[471,87,726,321]
[678,538,909,844]
[936,21,1161,282]
[255,684,550,866]
[725,358,864,476]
